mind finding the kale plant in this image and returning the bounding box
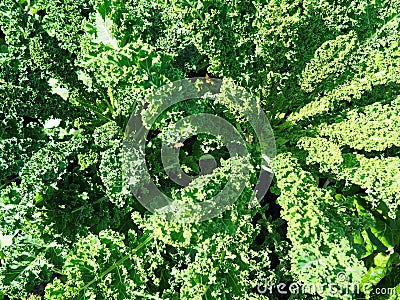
[0,0,399,299]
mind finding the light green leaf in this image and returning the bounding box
[43,118,61,129]
[0,233,13,248]
[361,267,387,291]
[77,70,93,90]
[93,12,119,50]
[373,253,390,268]
[48,78,69,100]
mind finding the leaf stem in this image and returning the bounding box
[72,196,108,213]
[77,234,153,294]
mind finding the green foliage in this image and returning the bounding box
[274,153,368,299]
[1,0,400,299]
